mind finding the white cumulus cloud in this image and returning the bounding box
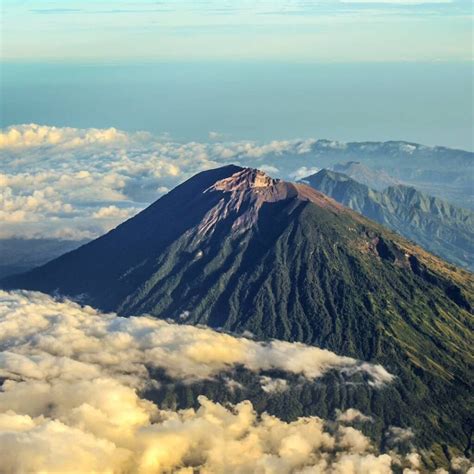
[290,166,320,181]
[0,124,324,239]
[0,290,421,474]
[0,290,394,387]
[336,408,373,424]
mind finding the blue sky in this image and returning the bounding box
[2,0,472,62]
[1,1,472,149]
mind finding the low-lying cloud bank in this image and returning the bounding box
[0,290,393,389]
[0,123,463,241]
[0,290,431,473]
[0,124,316,239]
[0,395,417,474]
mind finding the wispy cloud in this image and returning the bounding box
[3,0,471,61]
[341,0,452,3]
[30,8,83,14]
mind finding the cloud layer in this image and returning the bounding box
[1,123,453,241]
[0,124,317,239]
[0,290,393,388]
[0,290,421,473]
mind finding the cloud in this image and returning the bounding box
[290,166,321,180]
[208,131,224,140]
[259,376,289,393]
[0,412,128,473]
[341,0,451,3]
[0,124,135,149]
[0,124,317,239]
[336,408,373,424]
[385,426,415,449]
[0,186,74,223]
[0,290,417,474]
[259,164,280,174]
[0,290,393,387]
[433,456,474,474]
[92,205,137,220]
[449,457,474,473]
[0,394,401,474]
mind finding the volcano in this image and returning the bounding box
[3,165,473,464]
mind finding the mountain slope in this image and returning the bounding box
[3,165,473,465]
[302,169,473,271]
[331,161,399,190]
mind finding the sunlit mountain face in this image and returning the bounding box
[1,0,473,472]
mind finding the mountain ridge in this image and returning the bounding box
[252,140,474,209]
[303,168,474,271]
[331,161,399,190]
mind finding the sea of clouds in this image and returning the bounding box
[0,124,321,240]
[0,289,439,473]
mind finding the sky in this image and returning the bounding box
[1,0,472,62]
[1,1,473,149]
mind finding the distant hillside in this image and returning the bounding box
[0,238,88,279]
[331,161,399,190]
[303,169,474,271]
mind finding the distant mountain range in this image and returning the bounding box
[243,140,473,209]
[332,161,399,190]
[3,165,473,468]
[302,168,474,271]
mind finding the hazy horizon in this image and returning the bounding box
[2,61,473,151]
[2,0,473,150]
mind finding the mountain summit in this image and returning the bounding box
[194,167,343,236]
[3,165,473,463]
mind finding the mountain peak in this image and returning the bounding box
[200,167,293,238]
[203,167,345,226]
[210,167,279,193]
